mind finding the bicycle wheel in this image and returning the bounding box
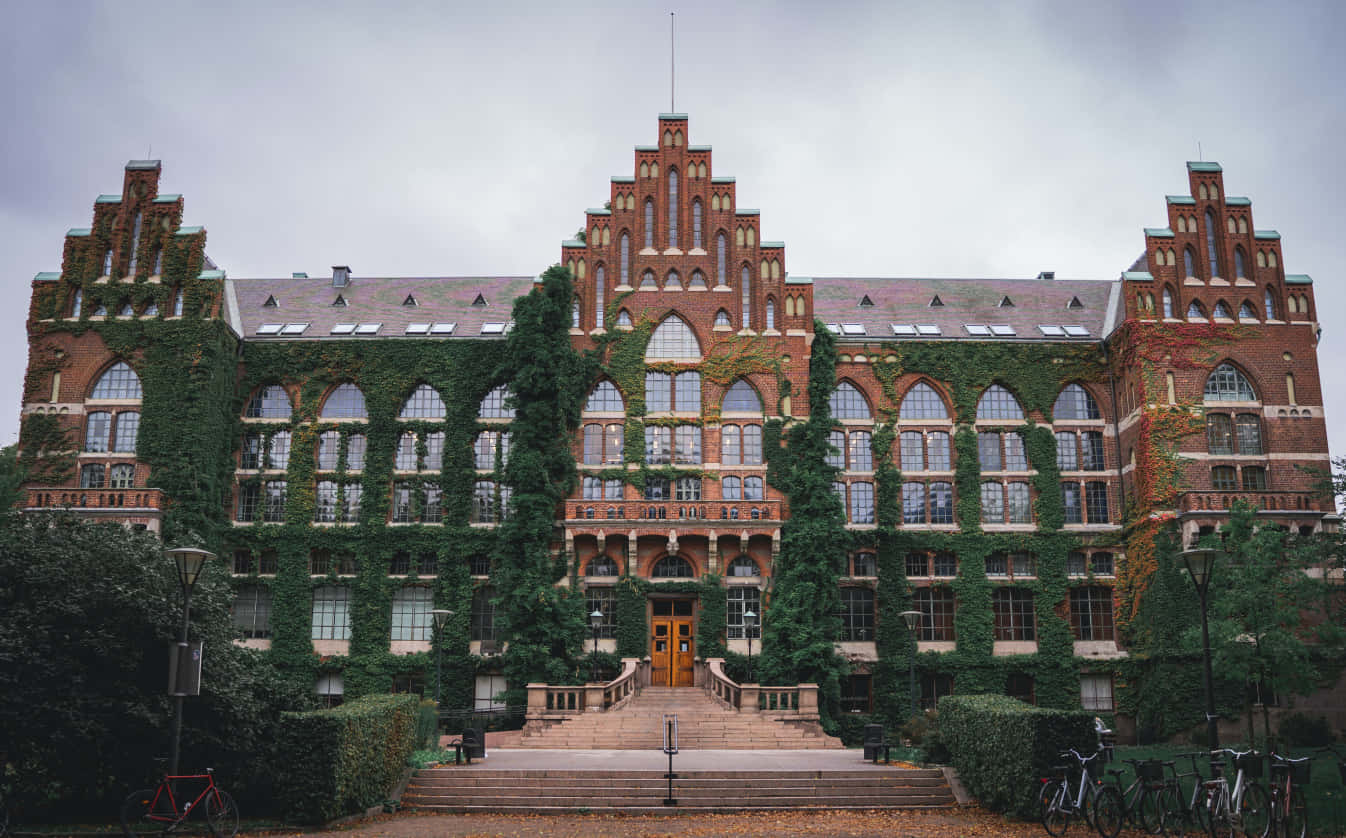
[1041,781,1071,836]
[1093,785,1124,838]
[120,787,173,836]
[1137,787,1165,835]
[206,789,239,838]
[1238,783,1269,838]
[1159,786,1191,837]
[1283,788,1307,838]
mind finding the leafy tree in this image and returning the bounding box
[758,321,848,726]
[0,512,307,817]
[0,443,22,510]
[491,265,591,699]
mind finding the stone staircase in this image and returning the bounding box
[403,767,956,814]
[516,686,844,749]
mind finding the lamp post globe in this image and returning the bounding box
[589,609,604,682]
[743,610,757,681]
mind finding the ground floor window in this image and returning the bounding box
[1080,675,1113,711]
[585,587,616,638]
[727,586,761,639]
[920,672,954,710]
[392,672,425,696]
[475,674,507,711]
[316,673,344,708]
[1006,672,1035,705]
[838,587,874,641]
[841,674,872,713]
[232,585,272,639]
[471,587,497,642]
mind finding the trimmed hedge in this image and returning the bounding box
[939,694,1095,818]
[275,693,419,824]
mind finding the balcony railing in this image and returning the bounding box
[25,487,166,511]
[566,500,782,523]
[1179,490,1326,514]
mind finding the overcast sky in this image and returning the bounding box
[3,0,1342,469]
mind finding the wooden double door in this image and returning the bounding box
[650,598,696,687]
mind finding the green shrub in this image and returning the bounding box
[1278,712,1337,747]
[414,700,440,750]
[939,694,1095,818]
[274,694,419,824]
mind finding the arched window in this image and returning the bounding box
[587,554,619,576]
[665,270,681,290]
[1264,288,1276,319]
[716,232,727,286]
[640,270,657,289]
[830,382,872,420]
[117,300,134,317]
[1187,300,1205,319]
[1162,287,1174,318]
[1212,300,1232,318]
[245,385,289,418]
[70,289,82,317]
[399,384,446,419]
[1184,247,1196,278]
[172,289,184,317]
[645,315,701,359]
[644,199,655,248]
[572,297,581,328]
[102,249,114,276]
[1237,300,1256,320]
[620,233,630,286]
[976,385,1024,420]
[594,265,606,328]
[617,309,633,327]
[722,380,763,413]
[91,362,143,399]
[741,266,752,326]
[128,212,143,273]
[651,555,694,578]
[714,309,731,328]
[1235,247,1247,278]
[692,199,702,248]
[726,555,759,577]
[479,385,515,418]
[1054,384,1101,420]
[1205,209,1219,276]
[667,169,678,248]
[689,269,706,289]
[899,382,948,419]
[1257,250,1267,268]
[765,298,775,330]
[1204,363,1256,402]
[321,384,367,419]
[585,381,624,413]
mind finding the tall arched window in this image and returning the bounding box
[1162,287,1174,318]
[644,199,655,248]
[585,381,624,413]
[899,382,949,419]
[830,382,872,420]
[246,385,291,418]
[399,384,447,419]
[1205,209,1219,277]
[1204,363,1256,402]
[722,379,763,413]
[595,266,605,328]
[91,362,143,400]
[741,266,751,327]
[321,384,368,419]
[70,289,82,318]
[572,297,581,329]
[102,249,114,276]
[765,297,775,330]
[645,315,701,359]
[692,199,702,248]
[1184,247,1196,278]
[716,233,727,286]
[1053,384,1101,420]
[479,385,516,418]
[620,234,630,286]
[976,385,1024,420]
[1235,247,1247,278]
[128,212,143,274]
[651,555,694,578]
[667,169,678,248]
[1264,287,1276,320]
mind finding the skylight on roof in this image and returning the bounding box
[354,323,381,335]
[330,323,357,335]
[964,324,991,336]
[890,324,917,336]
[481,322,507,334]
[989,325,1016,336]
[280,323,309,335]
[825,324,841,334]
[405,323,431,335]
[1037,325,1066,337]
[841,324,866,335]
[1062,325,1090,337]
[915,324,942,336]
[430,322,456,335]
[256,323,283,335]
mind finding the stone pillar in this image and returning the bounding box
[796,683,820,719]
[526,683,548,719]
[584,683,605,712]
[741,684,760,714]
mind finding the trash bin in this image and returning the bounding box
[862,724,885,761]
[461,726,486,760]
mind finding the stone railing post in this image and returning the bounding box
[740,683,760,713]
[796,683,819,718]
[525,683,548,719]
[584,682,604,712]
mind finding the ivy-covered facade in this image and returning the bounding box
[16,116,1334,734]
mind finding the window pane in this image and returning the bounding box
[346,434,366,470]
[1211,466,1237,491]
[915,588,955,641]
[583,425,602,465]
[927,433,951,470]
[269,431,291,470]
[838,587,874,641]
[827,430,846,469]
[1053,384,1100,420]
[722,380,762,413]
[80,463,105,488]
[263,480,287,522]
[722,476,742,500]
[850,482,874,524]
[399,384,446,419]
[742,425,762,465]
[479,385,515,418]
[675,371,701,412]
[852,552,876,576]
[1003,433,1027,470]
[604,424,623,463]
[1085,482,1110,523]
[311,585,351,640]
[646,316,701,359]
[396,432,418,470]
[993,588,1035,641]
[1056,431,1078,470]
[727,586,762,638]
[848,431,872,471]
[1241,467,1267,491]
[109,463,134,488]
[321,383,367,419]
[91,362,143,399]
[980,482,1004,523]
[1062,482,1082,524]
[903,482,926,524]
[645,426,671,464]
[1007,482,1032,523]
[585,381,624,412]
[390,587,433,641]
[744,476,764,500]
[900,383,948,419]
[1081,432,1105,470]
[1070,586,1114,641]
[1235,414,1262,455]
[933,551,957,576]
[977,385,1024,420]
[646,372,671,412]
[978,433,1002,471]
[721,425,740,465]
[929,483,954,523]
[1204,363,1256,401]
[85,412,111,452]
[830,383,871,419]
[246,385,290,418]
[317,430,340,470]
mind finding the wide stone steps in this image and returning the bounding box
[404,768,956,813]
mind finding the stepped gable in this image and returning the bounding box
[226,274,536,339]
[811,275,1117,340]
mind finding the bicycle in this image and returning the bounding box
[1200,748,1270,838]
[1266,751,1309,838]
[1157,751,1210,837]
[120,767,238,837]
[1039,745,1122,837]
[1098,757,1166,835]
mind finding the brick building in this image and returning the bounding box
[16,114,1335,720]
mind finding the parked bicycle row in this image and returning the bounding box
[1039,742,1346,837]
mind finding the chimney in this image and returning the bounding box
[332,266,350,288]
[1037,271,1055,280]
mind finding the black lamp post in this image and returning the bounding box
[743,609,757,681]
[165,546,214,778]
[589,609,604,682]
[1181,547,1220,751]
[900,609,922,720]
[431,609,453,705]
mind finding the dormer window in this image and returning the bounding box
[859,295,874,307]
[332,295,347,307]
[472,294,487,306]
[1068,297,1084,309]
[999,296,1014,307]
[929,295,944,307]
[263,295,279,308]
[403,294,418,306]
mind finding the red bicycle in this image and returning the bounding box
[120,767,238,837]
